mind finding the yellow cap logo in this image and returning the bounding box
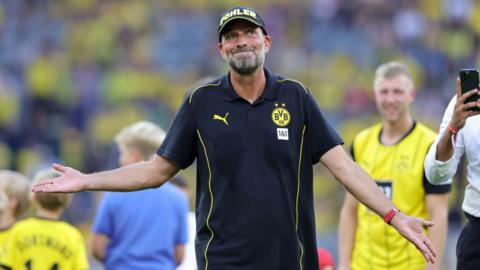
[271,103,291,127]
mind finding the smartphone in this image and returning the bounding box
[459,69,480,111]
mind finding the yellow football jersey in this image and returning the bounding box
[351,122,438,270]
[4,217,89,270]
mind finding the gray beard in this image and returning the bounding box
[229,56,261,75]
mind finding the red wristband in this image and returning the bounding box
[448,123,458,134]
[383,208,400,224]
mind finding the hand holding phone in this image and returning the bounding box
[459,69,480,111]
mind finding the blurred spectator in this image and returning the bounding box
[91,121,188,269]
[0,170,31,266]
[3,169,89,269]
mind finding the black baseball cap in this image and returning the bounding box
[218,6,267,41]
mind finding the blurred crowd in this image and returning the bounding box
[0,0,477,252]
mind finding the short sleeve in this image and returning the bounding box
[157,96,197,169]
[304,92,344,164]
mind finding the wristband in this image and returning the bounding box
[448,123,458,134]
[448,123,458,145]
[383,208,400,224]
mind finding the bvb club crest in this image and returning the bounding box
[271,103,291,127]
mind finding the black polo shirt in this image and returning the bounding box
[157,68,343,270]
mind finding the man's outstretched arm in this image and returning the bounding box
[32,155,180,193]
[321,145,437,264]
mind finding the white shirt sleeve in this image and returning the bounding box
[424,96,464,184]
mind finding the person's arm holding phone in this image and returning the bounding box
[435,77,480,162]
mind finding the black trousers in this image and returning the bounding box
[456,213,480,270]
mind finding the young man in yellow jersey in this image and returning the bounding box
[3,169,89,270]
[338,61,451,270]
[0,170,31,269]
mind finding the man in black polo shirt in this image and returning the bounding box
[33,6,437,270]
